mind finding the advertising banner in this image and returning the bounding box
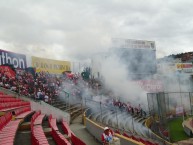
[31,56,71,74]
[157,63,176,74]
[176,63,193,73]
[175,106,184,115]
[0,49,27,69]
[136,80,163,92]
[112,38,156,50]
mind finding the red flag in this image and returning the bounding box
[0,66,15,78]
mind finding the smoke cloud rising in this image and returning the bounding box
[99,51,148,109]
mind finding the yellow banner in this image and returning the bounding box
[31,56,71,74]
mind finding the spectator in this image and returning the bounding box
[101,127,118,145]
[36,89,42,100]
[101,127,114,145]
[44,93,49,103]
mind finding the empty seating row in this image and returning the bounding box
[31,111,49,145]
[61,119,72,138]
[0,102,30,111]
[0,112,21,145]
[158,126,169,138]
[48,115,71,145]
[0,95,13,98]
[0,112,12,130]
[31,124,49,145]
[14,106,31,116]
[34,114,45,125]
[61,118,86,145]
[71,133,86,145]
[48,115,58,131]
[0,97,22,103]
[52,129,71,145]
[31,111,45,125]
[15,106,34,120]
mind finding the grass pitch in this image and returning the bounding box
[169,117,190,142]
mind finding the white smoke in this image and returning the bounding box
[100,52,148,108]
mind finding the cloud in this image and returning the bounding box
[0,0,192,61]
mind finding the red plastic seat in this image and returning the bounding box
[71,133,86,145]
[61,119,72,138]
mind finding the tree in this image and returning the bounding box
[81,67,90,80]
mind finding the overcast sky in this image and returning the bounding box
[0,0,192,61]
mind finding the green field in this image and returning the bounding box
[169,117,190,142]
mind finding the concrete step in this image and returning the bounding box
[70,110,83,123]
[52,100,64,104]
[42,119,57,145]
[15,130,31,145]
[64,104,81,112]
[47,136,57,145]
[135,117,143,122]
[57,105,68,110]
[70,115,101,145]
[52,103,66,107]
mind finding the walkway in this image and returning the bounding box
[70,115,101,145]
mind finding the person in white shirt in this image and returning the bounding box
[36,89,41,100]
[44,94,49,103]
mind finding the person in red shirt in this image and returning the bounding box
[101,127,113,145]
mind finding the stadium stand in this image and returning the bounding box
[61,117,86,145]
[0,66,165,145]
[0,111,21,145]
[71,133,86,145]
[61,118,73,138]
[0,89,90,145]
[31,111,49,145]
[15,106,34,120]
[48,114,71,145]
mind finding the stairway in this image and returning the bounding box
[70,115,101,145]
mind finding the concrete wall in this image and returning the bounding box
[85,118,143,145]
[183,125,192,136]
[31,101,70,123]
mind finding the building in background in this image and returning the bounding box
[91,53,108,79]
[71,60,91,74]
[91,38,157,80]
[111,38,156,79]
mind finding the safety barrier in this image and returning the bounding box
[145,117,172,145]
[85,116,144,145]
[182,118,193,136]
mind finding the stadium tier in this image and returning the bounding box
[0,67,171,145]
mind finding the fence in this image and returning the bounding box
[83,98,170,145]
[84,109,144,145]
[147,92,193,142]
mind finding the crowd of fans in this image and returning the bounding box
[112,99,147,117]
[0,68,63,104]
[0,66,146,118]
[0,67,91,105]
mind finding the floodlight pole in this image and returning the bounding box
[132,116,135,134]
[115,107,119,128]
[100,101,102,123]
[178,71,184,121]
